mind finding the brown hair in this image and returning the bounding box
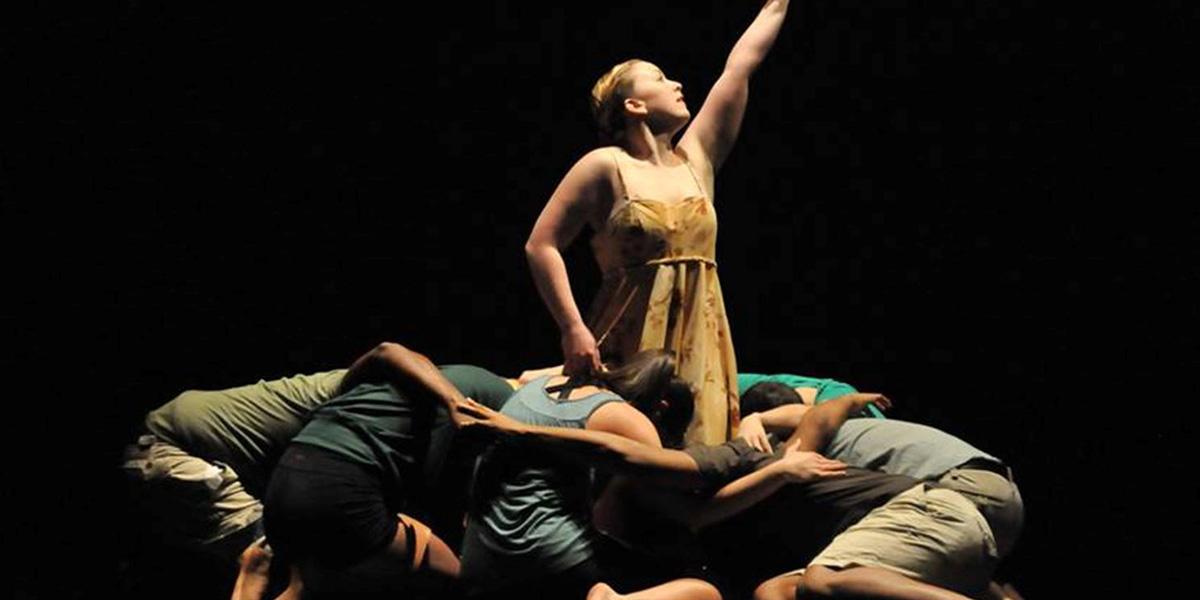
[596,349,695,447]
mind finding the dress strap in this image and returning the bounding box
[610,147,631,201]
[680,156,708,201]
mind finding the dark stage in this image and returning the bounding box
[9,2,1197,598]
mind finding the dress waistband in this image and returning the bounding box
[611,255,717,273]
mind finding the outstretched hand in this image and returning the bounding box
[773,437,847,483]
[451,397,525,436]
[842,392,892,414]
[737,413,772,453]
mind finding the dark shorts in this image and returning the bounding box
[263,444,398,568]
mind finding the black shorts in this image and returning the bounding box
[264,444,398,568]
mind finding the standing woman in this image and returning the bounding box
[526,1,792,444]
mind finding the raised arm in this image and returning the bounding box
[679,0,791,173]
[635,439,846,532]
[525,149,613,376]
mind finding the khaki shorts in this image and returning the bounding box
[121,436,263,561]
[808,483,998,594]
[937,466,1024,558]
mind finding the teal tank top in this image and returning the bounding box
[459,376,624,589]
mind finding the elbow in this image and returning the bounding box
[524,239,548,263]
[372,341,421,367]
[373,341,405,358]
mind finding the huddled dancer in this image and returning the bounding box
[122,2,1025,599]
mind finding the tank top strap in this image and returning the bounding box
[529,378,624,425]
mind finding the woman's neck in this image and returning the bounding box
[621,126,681,166]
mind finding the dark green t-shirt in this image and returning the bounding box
[291,364,514,505]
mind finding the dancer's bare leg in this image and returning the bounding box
[754,573,804,600]
[587,578,721,600]
[299,515,460,597]
[797,565,971,600]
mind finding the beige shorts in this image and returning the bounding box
[121,436,263,560]
[937,466,1024,558]
[807,483,999,594]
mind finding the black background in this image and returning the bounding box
[9,2,1198,597]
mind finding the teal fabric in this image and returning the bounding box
[460,377,625,588]
[292,365,515,500]
[737,372,885,419]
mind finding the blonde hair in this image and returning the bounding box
[589,59,646,144]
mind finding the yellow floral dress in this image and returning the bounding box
[587,148,739,445]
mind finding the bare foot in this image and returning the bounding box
[999,583,1024,600]
[587,582,621,600]
[231,539,272,600]
[983,581,1024,600]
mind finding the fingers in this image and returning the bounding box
[859,393,892,411]
[563,357,583,377]
[564,349,601,377]
[455,398,493,418]
[802,453,846,469]
[780,450,848,481]
[815,464,847,477]
[807,455,847,478]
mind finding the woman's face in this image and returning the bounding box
[625,62,690,125]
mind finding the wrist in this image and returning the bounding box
[767,460,792,481]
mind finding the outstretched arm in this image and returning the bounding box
[635,438,847,532]
[679,0,791,173]
[339,342,467,417]
[473,408,709,489]
[787,393,892,452]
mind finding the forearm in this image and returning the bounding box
[757,403,810,434]
[790,396,858,452]
[509,424,706,489]
[688,462,790,530]
[339,342,465,414]
[725,0,790,77]
[525,242,588,333]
